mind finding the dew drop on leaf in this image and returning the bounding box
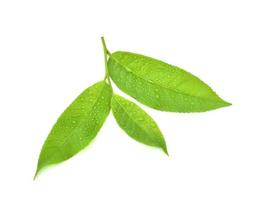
[138,117,144,121]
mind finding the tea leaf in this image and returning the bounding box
[35,81,112,178]
[111,94,168,155]
[108,51,231,112]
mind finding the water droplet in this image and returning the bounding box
[152,123,156,127]
[126,67,131,72]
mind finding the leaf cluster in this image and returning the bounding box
[34,37,231,179]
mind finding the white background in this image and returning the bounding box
[0,0,260,199]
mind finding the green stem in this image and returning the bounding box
[101,37,111,85]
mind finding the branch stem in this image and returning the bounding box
[101,37,111,85]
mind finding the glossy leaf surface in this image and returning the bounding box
[108,51,231,112]
[35,81,112,178]
[111,94,168,154]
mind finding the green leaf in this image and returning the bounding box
[111,94,168,155]
[35,81,112,178]
[108,51,231,112]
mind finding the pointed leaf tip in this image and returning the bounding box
[162,145,169,156]
[33,170,38,181]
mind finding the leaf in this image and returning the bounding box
[111,94,168,155]
[35,81,112,178]
[108,51,231,112]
